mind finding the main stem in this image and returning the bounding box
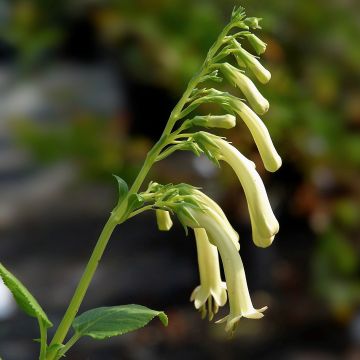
[47,216,117,355]
[47,22,231,359]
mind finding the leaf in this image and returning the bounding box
[72,305,168,340]
[113,175,129,204]
[0,263,52,328]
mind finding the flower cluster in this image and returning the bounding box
[139,7,281,334]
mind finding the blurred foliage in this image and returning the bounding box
[12,117,150,184]
[2,0,360,320]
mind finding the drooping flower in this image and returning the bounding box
[228,97,282,172]
[221,62,269,114]
[156,209,173,231]
[192,132,279,248]
[191,228,227,320]
[177,202,267,333]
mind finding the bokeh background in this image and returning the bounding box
[0,0,359,359]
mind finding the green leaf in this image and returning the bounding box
[72,305,168,340]
[113,175,129,204]
[0,263,52,328]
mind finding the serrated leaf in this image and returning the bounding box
[113,175,129,204]
[0,263,52,328]
[72,305,168,340]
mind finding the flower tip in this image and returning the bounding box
[264,154,282,173]
[257,98,269,115]
[253,227,279,248]
[259,68,271,84]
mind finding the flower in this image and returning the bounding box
[221,63,269,114]
[232,41,271,84]
[229,98,282,172]
[191,228,227,320]
[177,201,267,333]
[156,209,173,231]
[194,133,279,248]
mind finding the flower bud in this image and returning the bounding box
[192,114,236,129]
[156,209,173,231]
[244,17,262,29]
[233,41,271,84]
[221,63,269,114]
[246,33,267,55]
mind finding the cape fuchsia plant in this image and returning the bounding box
[0,7,281,359]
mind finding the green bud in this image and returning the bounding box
[244,17,262,29]
[246,34,267,55]
[192,114,236,129]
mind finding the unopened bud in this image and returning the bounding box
[244,17,262,29]
[156,210,173,231]
[192,114,236,129]
[246,34,267,55]
[221,63,269,114]
[233,41,271,84]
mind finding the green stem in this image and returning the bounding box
[57,333,81,359]
[38,319,47,360]
[47,216,117,358]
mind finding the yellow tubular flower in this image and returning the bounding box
[231,99,282,172]
[156,209,173,231]
[192,189,240,251]
[221,63,269,115]
[191,228,227,321]
[180,205,267,333]
[211,136,279,248]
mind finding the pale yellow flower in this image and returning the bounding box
[178,204,267,333]
[191,228,227,320]
[210,136,279,248]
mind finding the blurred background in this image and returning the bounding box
[0,0,359,359]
